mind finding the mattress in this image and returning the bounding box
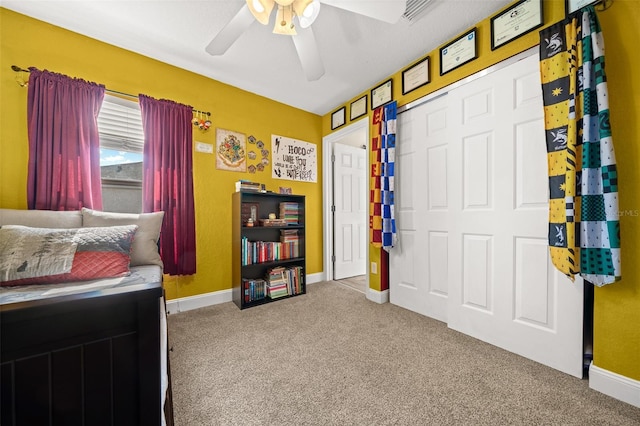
[0,264,162,305]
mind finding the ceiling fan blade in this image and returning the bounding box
[321,0,405,24]
[292,26,325,81]
[205,5,255,55]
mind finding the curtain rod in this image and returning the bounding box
[11,65,211,117]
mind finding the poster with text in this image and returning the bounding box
[271,135,317,182]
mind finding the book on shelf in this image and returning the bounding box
[259,218,287,227]
[242,237,300,264]
[279,202,299,225]
[265,265,303,299]
[235,180,265,192]
[242,278,266,302]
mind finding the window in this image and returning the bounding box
[97,95,144,213]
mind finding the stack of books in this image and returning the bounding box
[265,267,289,299]
[280,230,300,259]
[242,278,266,302]
[279,202,299,225]
[265,266,304,299]
[235,180,264,192]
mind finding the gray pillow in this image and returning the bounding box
[81,208,164,268]
[0,208,82,228]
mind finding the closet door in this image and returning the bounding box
[390,94,449,323]
[390,52,584,378]
[446,53,583,378]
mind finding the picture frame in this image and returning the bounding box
[565,0,598,15]
[439,28,478,76]
[371,79,393,110]
[491,0,543,50]
[241,202,259,225]
[331,106,346,130]
[401,56,430,95]
[350,95,367,121]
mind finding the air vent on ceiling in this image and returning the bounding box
[402,0,437,23]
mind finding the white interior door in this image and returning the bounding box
[390,53,584,378]
[333,142,367,279]
[390,95,449,322]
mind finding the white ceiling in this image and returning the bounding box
[1,0,512,116]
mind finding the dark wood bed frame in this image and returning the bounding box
[0,281,173,426]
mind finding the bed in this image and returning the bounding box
[0,208,174,426]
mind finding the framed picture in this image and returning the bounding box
[371,79,393,110]
[331,107,346,130]
[350,95,367,121]
[279,186,292,194]
[401,56,430,95]
[565,0,598,15]
[216,128,246,172]
[440,28,478,76]
[491,0,543,50]
[241,202,259,225]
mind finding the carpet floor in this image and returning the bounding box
[167,281,640,425]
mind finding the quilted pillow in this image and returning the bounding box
[0,224,137,286]
[81,208,164,267]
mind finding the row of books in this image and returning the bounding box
[279,202,299,225]
[242,278,266,302]
[241,237,300,265]
[266,266,304,299]
[236,180,264,192]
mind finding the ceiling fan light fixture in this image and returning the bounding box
[298,0,320,28]
[272,4,297,35]
[246,0,274,25]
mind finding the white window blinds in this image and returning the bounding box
[97,94,144,152]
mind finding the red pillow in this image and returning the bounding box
[0,225,138,286]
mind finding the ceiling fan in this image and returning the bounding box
[205,0,406,81]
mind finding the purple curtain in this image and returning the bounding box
[27,68,105,210]
[139,94,196,276]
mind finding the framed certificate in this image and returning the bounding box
[440,28,478,76]
[331,106,346,130]
[566,0,598,15]
[401,56,430,95]
[350,95,367,120]
[371,79,393,110]
[491,0,543,50]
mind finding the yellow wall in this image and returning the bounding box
[322,0,640,382]
[0,8,323,300]
[1,1,638,386]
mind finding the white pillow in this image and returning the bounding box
[81,208,164,268]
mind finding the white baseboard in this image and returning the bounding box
[306,272,324,284]
[366,288,389,304]
[166,273,325,314]
[589,363,640,408]
[165,289,232,314]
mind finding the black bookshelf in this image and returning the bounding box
[232,191,306,309]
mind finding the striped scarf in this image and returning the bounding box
[370,101,397,251]
[539,6,620,286]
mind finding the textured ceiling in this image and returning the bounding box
[1,0,512,115]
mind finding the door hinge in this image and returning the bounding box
[331,154,335,162]
[331,205,335,212]
[332,255,336,262]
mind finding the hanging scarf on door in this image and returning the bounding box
[370,101,397,252]
[539,6,620,286]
